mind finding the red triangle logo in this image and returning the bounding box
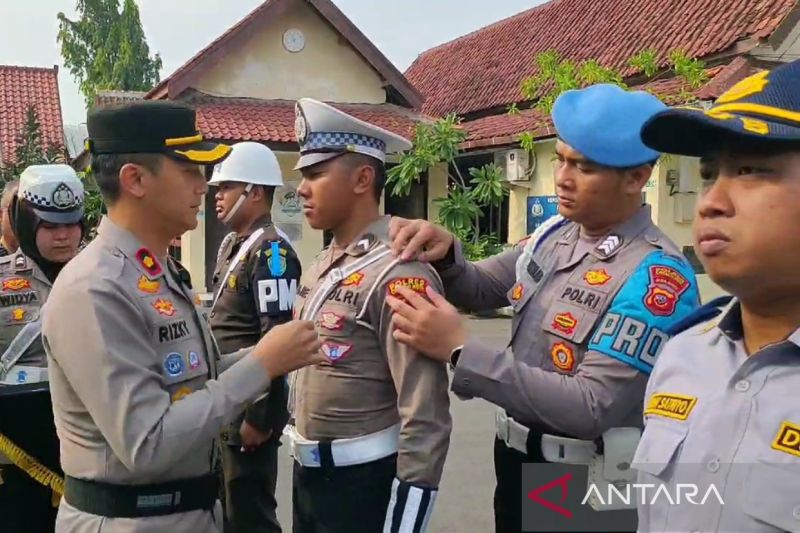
[527,472,573,518]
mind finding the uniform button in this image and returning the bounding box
[463,378,471,387]
[210,311,215,318]
[707,458,720,473]
[735,380,750,392]
[793,506,800,520]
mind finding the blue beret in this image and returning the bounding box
[552,84,666,167]
[642,59,800,156]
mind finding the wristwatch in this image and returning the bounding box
[449,345,463,369]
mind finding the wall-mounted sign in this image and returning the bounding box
[527,195,560,234]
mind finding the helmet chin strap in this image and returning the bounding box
[222,183,254,224]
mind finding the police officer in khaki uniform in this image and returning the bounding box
[208,141,300,532]
[0,165,84,533]
[388,84,701,532]
[631,59,800,532]
[288,98,452,532]
[41,101,322,533]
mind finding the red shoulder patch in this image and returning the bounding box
[386,277,428,298]
[643,265,690,316]
[136,248,162,277]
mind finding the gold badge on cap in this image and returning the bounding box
[295,103,308,144]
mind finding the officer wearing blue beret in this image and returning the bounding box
[633,59,800,532]
[388,84,701,532]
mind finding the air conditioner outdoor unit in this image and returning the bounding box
[506,149,532,181]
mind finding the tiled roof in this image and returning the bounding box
[148,0,422,108]
[0,65,64,163]
[185,93,430,142]
[406,0,797,117]
[460,59,761,149]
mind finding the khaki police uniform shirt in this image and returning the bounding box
[42,217,272,532]
[293,216,452,488]
[440,206,700,438]
[0,251,51,380]
[209,219,300,443]
[634,300,800,532]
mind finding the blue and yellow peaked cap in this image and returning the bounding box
[642,59,800,156]
[293,98,412,171]
[552,83,667,167]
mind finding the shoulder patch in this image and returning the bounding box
[588,250,700,374]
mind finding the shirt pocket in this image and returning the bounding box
[0,303,39,325]
[161,348,209,403]
[742,461,800,531]
[632,419,688,479]
[541,302,603,345]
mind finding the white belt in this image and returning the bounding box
[285,423,400,468]
[495,409,596,465]
[0,365,47,386]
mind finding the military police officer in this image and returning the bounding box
[41,100,322,533]
[0,164,84,533]
[631,59,800,532]
[208,141,301,532]
[388,84,701,532]
[288,98,452,532]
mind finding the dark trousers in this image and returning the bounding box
[221,439,282,533]
[292,454,397,533]
[0,391,60,533]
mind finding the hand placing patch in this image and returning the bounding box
[588,251,699,374]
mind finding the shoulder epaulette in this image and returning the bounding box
[665,295,733,335]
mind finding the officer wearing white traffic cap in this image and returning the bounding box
[632,59,800,533]
[289,97,452,533]
[0,164,85,533]
[208,141,300,533]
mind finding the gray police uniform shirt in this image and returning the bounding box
[0,250,51,383]
[440,205,700,437]
[634,299,800,532]
[42,217,272,533]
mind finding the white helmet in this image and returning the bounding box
[209,141,284,187]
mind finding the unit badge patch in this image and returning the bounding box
[137,275,160,294]
[153,298,177,317]
[2,278,30,292]
[551,343,575,372]
[552,312,578,336]
[321,341,353,363]
[583,269,611,286]
[644,265,690,316]
[319,311,345,331]
[771,421,800,458]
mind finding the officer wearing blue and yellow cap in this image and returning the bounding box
[41,100,323,533]
[633,59,800,532]
[388,84,701,532]
[287,98,452,533]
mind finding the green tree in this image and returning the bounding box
[1,106,66,182]
[58,0,162,106]
[387,116,508,261]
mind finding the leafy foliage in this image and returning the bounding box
[58,0,162,106]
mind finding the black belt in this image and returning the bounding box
[64,474,218,518]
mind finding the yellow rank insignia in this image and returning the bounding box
[771,421,800,458]
[137,275,160,294]
[228,275,237,290]
[11,308,25,321]
[644,393,697,421]
[171,386,192,403]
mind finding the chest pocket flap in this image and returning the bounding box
[632,419,688,478]
[743,462,800,531]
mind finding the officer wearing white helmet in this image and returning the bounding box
[209,141,301,533]
[0,164,84,532]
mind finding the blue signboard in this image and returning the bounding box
[527,195,560,234]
